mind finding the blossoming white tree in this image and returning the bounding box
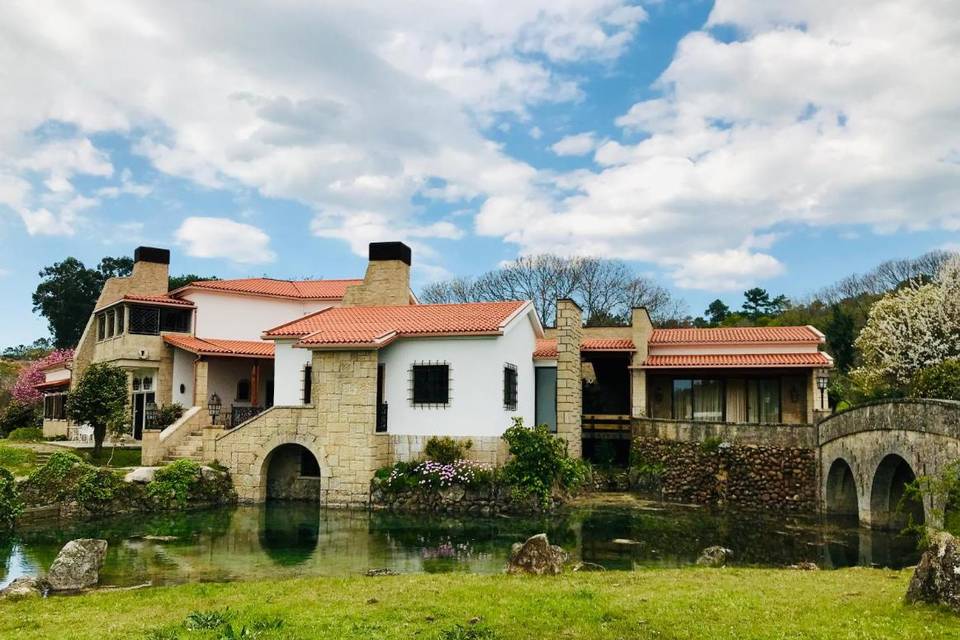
[852,255,960,392]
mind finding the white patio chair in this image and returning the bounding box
[77,424,94,443]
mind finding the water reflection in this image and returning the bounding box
[0,501,922,589]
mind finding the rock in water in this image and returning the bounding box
[506,533,568,575]
[906,530,960,611]
[0,576,46,600]
[123,467,158,484]
[697,546,734,568]
[46,539,108,591]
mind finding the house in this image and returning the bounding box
[41,241,831,505]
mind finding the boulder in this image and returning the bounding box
[46,539,108,591]
[906,530,960,611]
[123,467,158,484]
[696,546,734,568]
[506,534,568,575]
[0,576,46,600]
[365,568,399,577]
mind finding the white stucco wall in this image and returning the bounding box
[181,290,335,340]
[44,367,71,383]
[207,358,275,408]
[172,347,195,407]
[376,309,539,437]
[274,340,312,405]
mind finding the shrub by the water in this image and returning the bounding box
[75,467,133,511]
[424,436,472,464]
[0,467,23,531]
[6,427,43,441]
[19,451,85,504]
[501,418,590,506]
[147,459,203,508]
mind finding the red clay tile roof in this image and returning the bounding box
[650,326,823,345]
[35,379,70,390]
[533,338,635,359]
[173,278,362,300]
[97,294,195,311]
[163,335,275,358]
[264,301,530,348]
[641,352,833,368]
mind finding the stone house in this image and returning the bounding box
[39,242,832,505]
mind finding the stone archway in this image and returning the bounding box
[264,443,323,501]
[869,454,923,530]
[824,458,859,517]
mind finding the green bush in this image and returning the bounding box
[75,467,131,510]
[500,417,588,506]
[19,451,85,505]
[6,426,43,441]
[424,436,472,463]
[700,436,724,454]
[0,402,41,437]
[147,459,202,508]
[0,467,23,531]
[155,403,185,429]
[910,359,960,401]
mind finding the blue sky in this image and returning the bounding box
[1,1,958,345]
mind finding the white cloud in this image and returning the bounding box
[175,216,276,264]
[0,0,644,255]
[529,126,543,140]
[550,132,600,156]
[477,0,960,288]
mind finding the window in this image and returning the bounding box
[300,450,321,478]
[302,365,312,404]
[412,363,449,406]
[43,393,67,420]
[503,364,518,410]
[747,379,781,424]
[106,310,115,338]
[672,378,724,422]
[160,308,191,333]
[97,314,106,341]
[236,378,251,402]
[116,307,124,334]
[129,306,160,335]
[535,367,557,432]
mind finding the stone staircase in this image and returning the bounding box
[161,432,205,464]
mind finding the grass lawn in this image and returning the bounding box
[0,445,36,478]
[77,446,142,468]
[1,568,957,639]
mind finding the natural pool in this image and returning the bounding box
[0,498,920,589]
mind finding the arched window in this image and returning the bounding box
[236,379,251,402]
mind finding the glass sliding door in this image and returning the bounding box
[747,378,781,424]
[693,379,723,421]
[672,379,693,420]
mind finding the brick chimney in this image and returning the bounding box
[342,242,413,307]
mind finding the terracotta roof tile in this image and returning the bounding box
[533,338,635,359]
[163,335,275,358]
[97,294,195,311]
[264,301,529,348]
[174,278,362,300]
[641,352,833,368]
[650,326,823,345]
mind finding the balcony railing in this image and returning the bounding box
[212,405,265,428]
[376,402,388,433]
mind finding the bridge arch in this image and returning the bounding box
[817,399,960,529]
[824,458,859,517]
[868,454,923,530]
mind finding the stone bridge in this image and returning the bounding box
[818,399,960,530]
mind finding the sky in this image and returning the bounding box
[1,0,959,345]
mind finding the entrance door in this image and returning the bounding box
[265,380,275,408]
[131,391,156,440]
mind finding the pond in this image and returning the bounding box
[0,499,920,589]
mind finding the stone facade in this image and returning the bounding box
[629,308,653,418]
[387,434,509,466]
[632,437,817,512]
[555,299,583,458]
[633,416,817,448]
[212,350,389,505]
[342,260,411,307]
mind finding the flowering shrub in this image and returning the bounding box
[501,417,591,506]
[378,459,494,493]
[11,349,73,405]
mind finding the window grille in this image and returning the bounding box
[410,362,450,407]
[160,308,191,333]
[129,306,160,335]
[503,363,518,410]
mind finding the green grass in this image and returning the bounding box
[1,568,956,639]
[0,445,36,477]
[78,447,142,468]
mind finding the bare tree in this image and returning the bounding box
[816,250,954,306]
[419,254,686,327]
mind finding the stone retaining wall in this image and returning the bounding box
[387,435,508,466]
[633,417,817,449]
[631,437,817,512]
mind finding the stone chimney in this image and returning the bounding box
[342,242,413,307]
[555,298,583,459]
[630,307,654,418]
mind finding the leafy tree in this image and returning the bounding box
[2,338,53,360]
[168,274,220,291]
[742,288,772,320]
[910,359,960,401]
[704,299,730,326]
[824,305,856,372]
[32,257,133,348]
[68,363,128,455]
